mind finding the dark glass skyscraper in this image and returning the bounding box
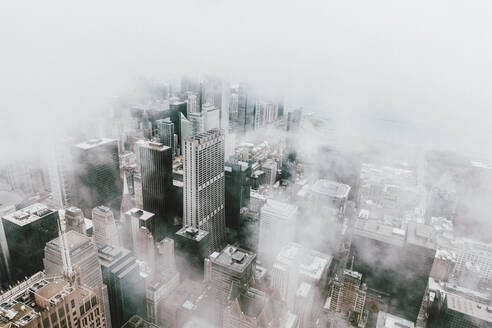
[72,138,122,217]
[224,160,251,241]
[1,203,59,283]
[137,140,172,240]
[156,118,175,159]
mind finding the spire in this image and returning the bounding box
[57,210,73,275]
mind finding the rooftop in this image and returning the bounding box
[75,138,116,150]
[275,243,331,282]
[187,129,223,144]
[176,226,209,242]
[211,245,256,273]
[261,199,298,220]
[406,221,437,250]
[46,230,91,252]
[296,282,312,297]
[136,140,171,152]
[125,208,155,222]
[2,203,55,227]
[447,293,492,323]
[353,219,406,247]
[376,311,415,328]
[311,179,351,199]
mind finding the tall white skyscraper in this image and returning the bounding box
[183,129,226,253]
[92,206,120,248]
[258,199,298,263]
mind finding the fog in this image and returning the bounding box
[1,0,492,162]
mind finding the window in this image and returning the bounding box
[59,307,65,317]
[51,313,57,324]
[71,300,76,308]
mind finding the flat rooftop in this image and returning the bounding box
[353,219,406,247]
[75,138,116,150]
[47,230,91,252]
[376,311,415,328]
[211,245,256,273]
[2,203,55,226]
[126,208,155,221]
[176,226,209,242]
[261,199,298,220]
[136,140,170,152]
[447,293,492,323]
[187,129,223,144]
[311,179,351,199]
[275,243,331,282]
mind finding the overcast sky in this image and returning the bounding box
[1,0,492,161]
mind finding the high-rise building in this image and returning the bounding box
[65,206,87,235]
[328,269,367,326]
[180,113,193,147]
[287,108,302,132]
[122,315,160,328]
[188,112,206,136]
[0,221,9,289]
[175,226,210,278]
[134,226,155,271]
[0,272,105,328]
[44,230,113,328]
[122,208,155,252]
[261,160,278,185]
[98,244,145,328]
[1,203,59,283]
[187,93,199,116]
[209,245,256,305]
[136,140,172,240]
[72,138,122,217]
[257,199,297,264]
[203,104,220,130]
[224,160,251,239]
[92,206,119,248]
[183,129,226,253]
[156,118,175,159]
[223,287,272,328]
[294,282,315,328]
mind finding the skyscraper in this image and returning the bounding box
[156,118,175,159]
[180,113,193,148]
[65,206,87,235]
[187,93,199,116]
[188,112,206,136]
[136,140,172,239]
[72,138,122,217]
[329,269,367,326]
[92,206,120,248]
[1,203,59,283]
[224,160,251,239]
[44,230,113,328]
[98,244,145,328]
[209,245,256,305]
[257,199,297,263]
[183,129,226,253]
[0,272,105,328]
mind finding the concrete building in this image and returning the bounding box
[65,206,87,235]
[44,230,112,328]
[92,206,119,248]
[223,287,272,328]
[209,245,256,305]
[1,203,59,283]
[294,282,315,328]
[328,269,367,327]
[121,315,160,328]
[376,312,415,328]
[122,208,155,253]
[261,160,278,185]
[310,179,351,218]
[72,138,122,217]
[258,199,297,264]
[0,272,105,328]
[183,129,226,253]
